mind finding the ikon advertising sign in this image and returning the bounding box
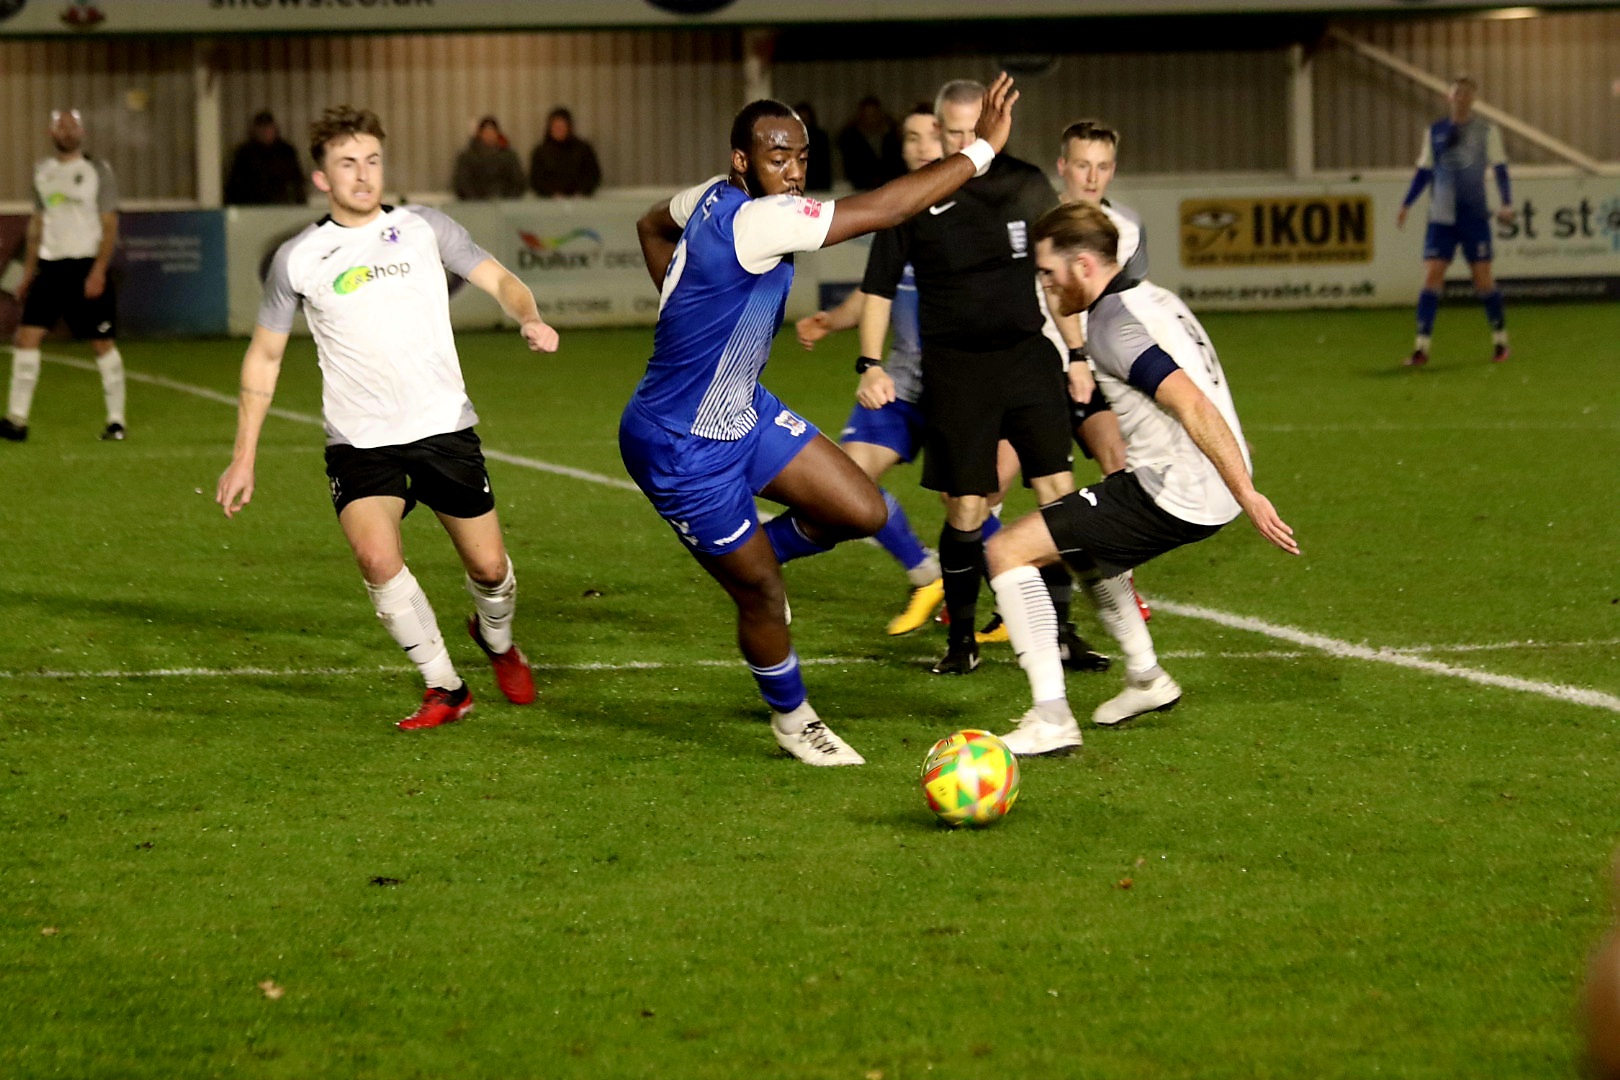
[1114,174,1620,310]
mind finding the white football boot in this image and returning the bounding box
[999,707,1083,757]
[771,703,864,766]
[1092,672,1181,727]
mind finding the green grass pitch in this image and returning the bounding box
[1,303,1617,1078]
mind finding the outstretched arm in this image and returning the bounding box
[466,257,558,352]
[1154,369,1298,555]
[820,72,1019,247]
[216,325,291,518]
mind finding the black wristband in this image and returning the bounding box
[1068,347,1086,368]
[855,356,884,374]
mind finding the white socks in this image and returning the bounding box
[990,565,1068,708]
[366,566,460,691]
[5,347,126,426]
[95,347,125,426]
[1080,568,1160,679]
[8,347,40,423]
[466,556,517,654]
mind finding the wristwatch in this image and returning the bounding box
[854,356,885,374]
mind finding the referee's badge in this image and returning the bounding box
[1007,220,1028,258]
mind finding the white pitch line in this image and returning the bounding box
[3,639,1612,684]
[1153,600,1620,713]
[29,349,1620,714]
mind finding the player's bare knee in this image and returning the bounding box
[852,489,887,538]
[354,549,405,585]
[465,556,509,588]
[985,531,1018,577]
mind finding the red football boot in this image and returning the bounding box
[1131,573,1152,624]
[397,685,473,731]
[468,616,537,705]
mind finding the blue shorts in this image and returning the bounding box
[619,386,820,557]
[839,397,924,463]
[1424,218,1493,264]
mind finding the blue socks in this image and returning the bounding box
[1416,289,1440,337]
[750,650,807,713]
[1481,289,1505,331]
[873,488,928,572]
[764,514,833,565]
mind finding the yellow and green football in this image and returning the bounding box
[920,729,1020,827]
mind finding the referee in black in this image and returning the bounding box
[862,77,1079,675]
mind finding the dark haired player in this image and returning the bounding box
[217,106,559,731]
[987,202,1297,757]
[624,76,1020,767]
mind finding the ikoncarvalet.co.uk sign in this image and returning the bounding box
[1118,174,1620,310]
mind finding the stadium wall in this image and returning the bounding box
[2,11,1619,204]
[207,172,1619,339]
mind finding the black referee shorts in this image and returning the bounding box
[21,258,117,340]
[1041,469,1225,577]
[921,333,1071,496]
[324,427,496,520]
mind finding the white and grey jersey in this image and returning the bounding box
[258,204,494,449]
[1103,198,1148,287]
[33,155,117,261]
[1084,277,1250,527]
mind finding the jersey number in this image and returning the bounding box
[1174,312,1222,387]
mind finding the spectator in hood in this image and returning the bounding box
[453,115,525,200]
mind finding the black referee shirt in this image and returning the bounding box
[861,153,1058,354]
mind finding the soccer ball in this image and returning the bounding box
[920,729,1020,827]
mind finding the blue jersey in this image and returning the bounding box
[631,177,834,440]
[890,262,920,358]
[884,262,924,405]
[1417,116,1508,227]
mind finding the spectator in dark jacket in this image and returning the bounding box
[453,115,525,200]
[529,107,602,198]
[224,111,308,206]
[836,95,903,190]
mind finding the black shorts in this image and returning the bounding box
[21,258,117,340]
[323,427,496,519]
[1041,469,1224,577]
[921,333,1072,495]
